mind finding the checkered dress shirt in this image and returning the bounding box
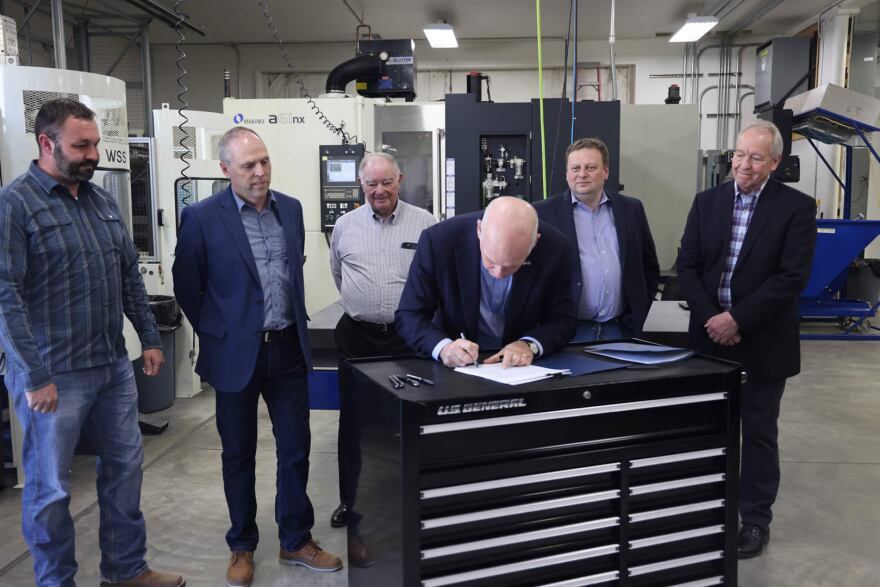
[718,187,760,309]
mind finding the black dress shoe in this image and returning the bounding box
[738,524,770,559]
[330,503,349,528]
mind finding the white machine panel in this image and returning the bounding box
[151,107,230,397]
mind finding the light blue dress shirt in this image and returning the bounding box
[572,191,623,322]
[477,263,512,348]
[232,191,294,330]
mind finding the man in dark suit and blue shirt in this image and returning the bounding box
[677,120,816,559]
[534,137,659,341]
[172,127,342,587]
[396,196,575,368]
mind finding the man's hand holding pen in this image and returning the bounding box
[439,333,480,368]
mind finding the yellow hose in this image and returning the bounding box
[536,0,548,199]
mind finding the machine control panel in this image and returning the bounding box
[319,144,365,233]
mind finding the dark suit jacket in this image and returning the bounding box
[395,212,576,358]
[533,190,660,334]
[172,188,312,392]
[676,179,816,380]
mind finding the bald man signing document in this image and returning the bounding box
[395,197,575,367]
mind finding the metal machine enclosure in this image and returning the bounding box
[445,94,621,213]
[754,38,811,113]
[319,143,365,233]
[356,39,416,102]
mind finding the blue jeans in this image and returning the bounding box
[6,356,148,586]
[214,336,314,552]
[572,319,632,343]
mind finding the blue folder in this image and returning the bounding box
[534,353,630,376]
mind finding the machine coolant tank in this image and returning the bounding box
[802,219,880,299]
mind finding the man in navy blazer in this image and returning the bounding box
[396,197,575,367]
[677,120,816,559]
[534,137,659,340]
[172,127,341,585]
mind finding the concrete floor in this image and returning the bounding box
[0,340,879,586]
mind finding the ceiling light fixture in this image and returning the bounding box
[423,22,458,48]
[669,15,719,43]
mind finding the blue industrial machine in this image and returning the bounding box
[788,85,880,339]
[799,220,880,338]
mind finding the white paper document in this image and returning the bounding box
[454,363,570,385]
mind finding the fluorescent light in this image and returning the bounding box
[669,15,719,43]
[423,23,458,48]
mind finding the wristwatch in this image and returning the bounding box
[526,340,540,357]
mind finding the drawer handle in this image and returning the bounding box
[629,499,725,522]
[628,550,723,576]
[536,570,620,587]
[421,463,620,500]
[421,517,619,560]
[666,576,724,587]
[420,392,727,435]
[421,544,619,587]
[421,489,620,530]
[629,524,724,549]
[629,448,725,469]
[629,473,725,496]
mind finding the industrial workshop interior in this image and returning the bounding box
[2,0,880,585]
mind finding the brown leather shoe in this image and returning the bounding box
[226,551,255,587]
[100,569,185,587]
[279,539,343,572]
[348,534,374,568]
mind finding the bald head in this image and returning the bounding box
[477,197,540,279]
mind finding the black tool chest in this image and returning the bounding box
[341,345,741,587]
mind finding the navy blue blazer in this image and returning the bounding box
[395,212,576,359]
[172,188,312,392]
[676,179,816,379]
[533,190,660,334]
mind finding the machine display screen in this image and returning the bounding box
[326,158,357,183]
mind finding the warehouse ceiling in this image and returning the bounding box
[27,0,880,45]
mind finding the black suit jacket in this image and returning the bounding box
[395,212,576,358]
[676,179,816,380]
[172,188,311,392]
[533,190,660,334]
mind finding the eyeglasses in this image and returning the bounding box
[732,151,771,165]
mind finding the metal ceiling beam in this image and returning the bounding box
[51,0,66,68]
[123,0,206,36]
[723,0,786,36]
[91,0,144,24]
[17,0,46,33]
[104,27,140,75]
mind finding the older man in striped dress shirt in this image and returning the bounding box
[328,152,436,556]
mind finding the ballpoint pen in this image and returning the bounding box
[401,374,420,386]
[460,331,478,368]
[388,375,404,389]
[405,374,435,385]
